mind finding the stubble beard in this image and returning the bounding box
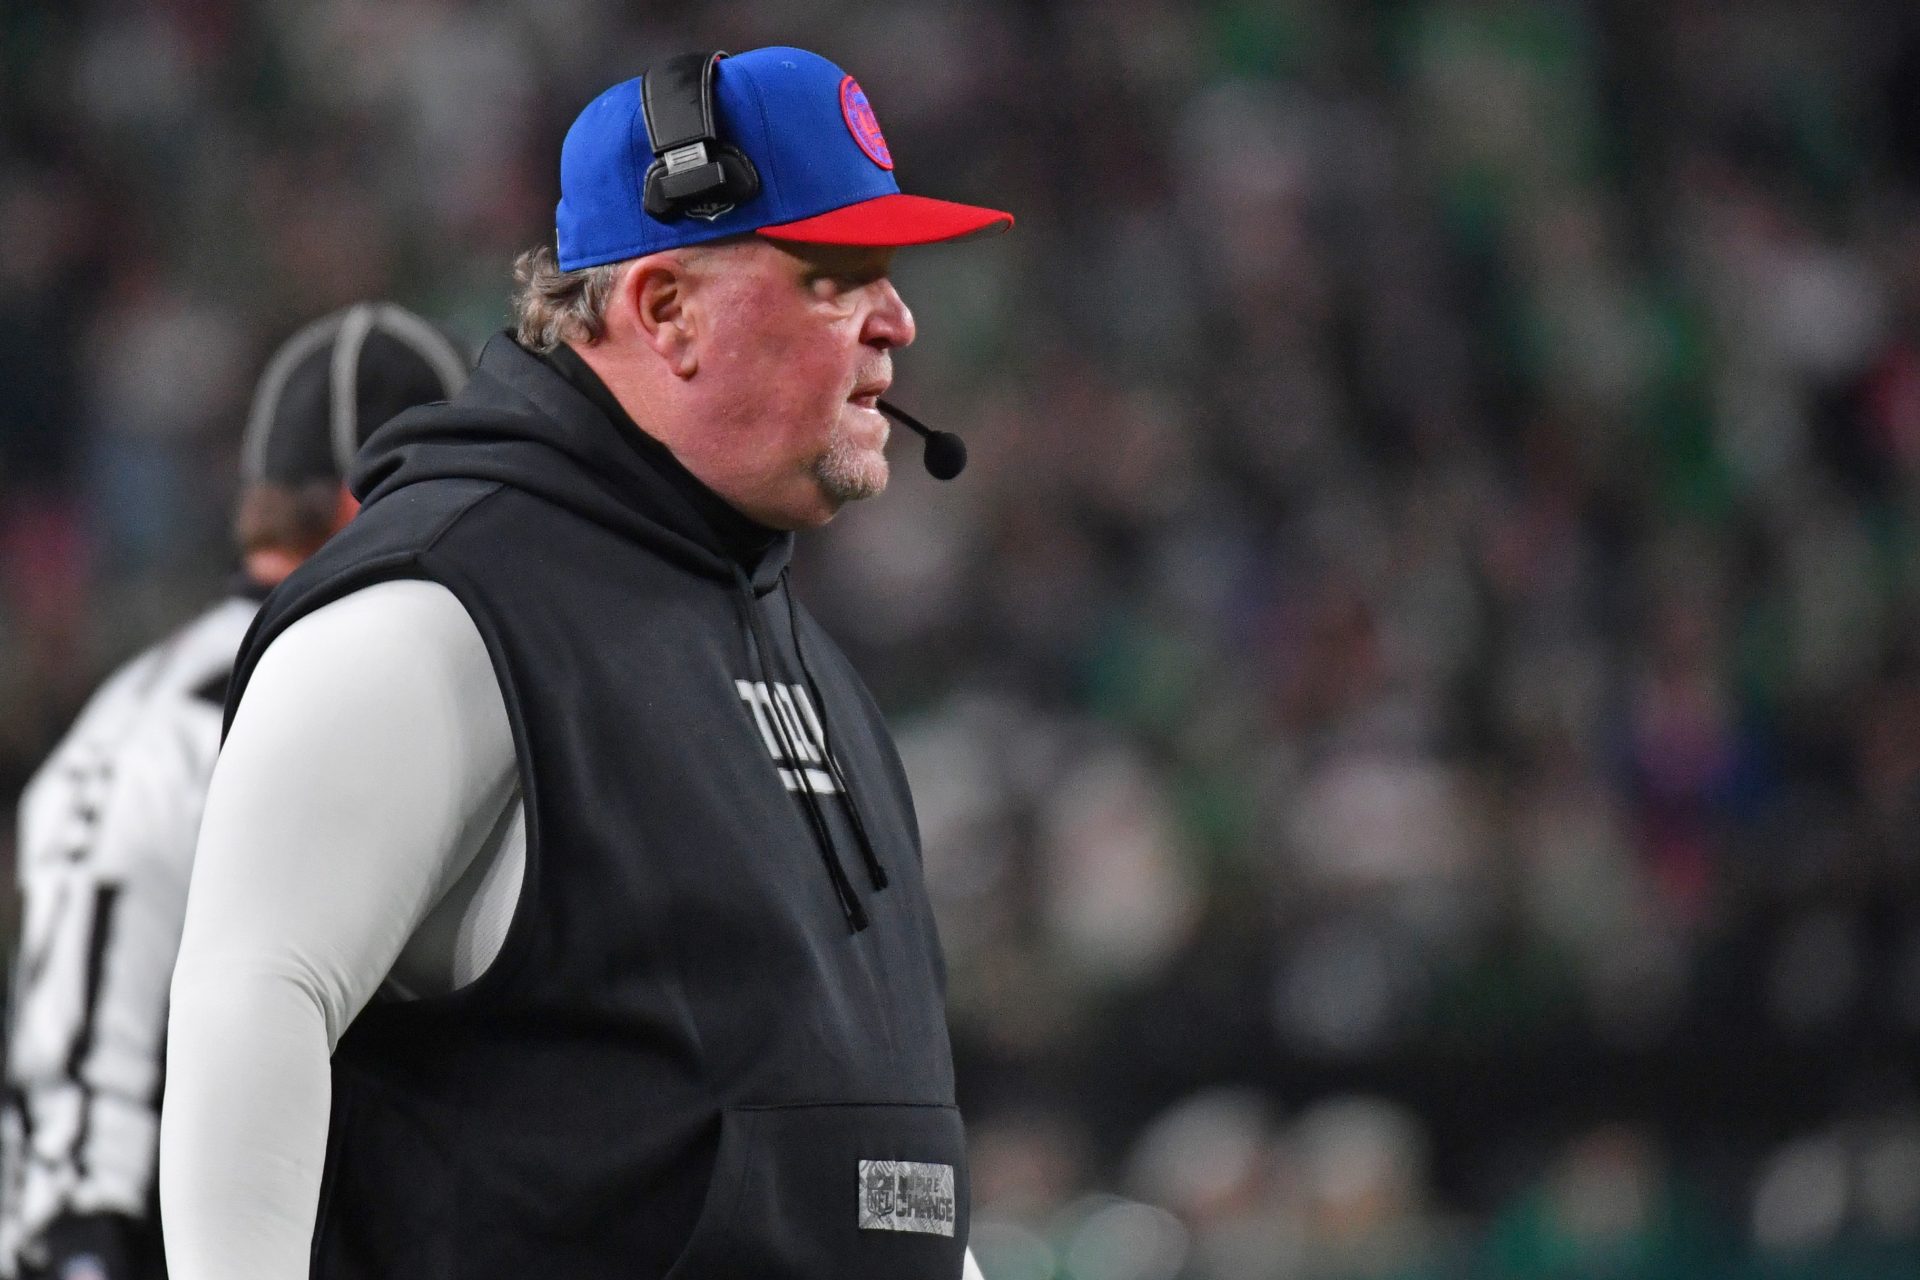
[812,413,890,505]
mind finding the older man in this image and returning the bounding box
[158,47,1009,1280]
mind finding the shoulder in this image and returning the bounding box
[242,580,497,728]
[260,579,483,669]
[15,598,253,863]
[42,596,252,764]
[235,481,507,710]
[215,580,513,868]
[296,476,505,585]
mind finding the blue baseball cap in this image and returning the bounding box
[555,47,1014,270]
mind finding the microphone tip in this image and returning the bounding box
[923,431,968,480]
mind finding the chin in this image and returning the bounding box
[813,448,890,508]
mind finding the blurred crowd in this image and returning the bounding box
[5,0,1920,1275]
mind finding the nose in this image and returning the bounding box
[863,278,916,351]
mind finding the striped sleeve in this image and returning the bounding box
[2,690,220,1266]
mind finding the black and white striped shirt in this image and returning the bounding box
[1,597,253,1274]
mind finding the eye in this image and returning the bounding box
[808,272,878,306]
[805,253,890,293]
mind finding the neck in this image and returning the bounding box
[243,547,305,586]
[567,339,682,451]
[565,340,774,527]
[569,334,636,392]
[551,341,781,568]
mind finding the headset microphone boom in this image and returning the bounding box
[877,399,967,480]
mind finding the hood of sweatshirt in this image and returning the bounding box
[352,333,794,594]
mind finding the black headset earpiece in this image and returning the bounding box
[640,51,761,222]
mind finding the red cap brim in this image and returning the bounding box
[757,193,1013,247]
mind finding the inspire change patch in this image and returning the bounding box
[858,1160,956,1236]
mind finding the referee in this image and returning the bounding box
[0,304,465,1280]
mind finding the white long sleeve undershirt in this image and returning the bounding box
[160,579,518,1279]
[158,578,984,1280]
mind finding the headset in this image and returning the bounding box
[640,51,760,222]
[637,51,968,479]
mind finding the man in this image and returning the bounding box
[0,303,467,1280]
[158,46,1010,1280]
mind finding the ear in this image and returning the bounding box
[624,256,699,379]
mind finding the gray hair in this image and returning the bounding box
[510,245,627,352]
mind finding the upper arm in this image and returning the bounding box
[174,578,516,1048]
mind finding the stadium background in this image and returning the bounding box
[5,0,1920,1276]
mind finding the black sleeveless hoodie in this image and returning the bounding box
[225,335,966,1279]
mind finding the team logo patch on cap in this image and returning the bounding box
[839,76,893,171]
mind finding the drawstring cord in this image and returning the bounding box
[730,564,869,932]
[783,570,888,891]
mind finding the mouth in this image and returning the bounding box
[848,377,890,410]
